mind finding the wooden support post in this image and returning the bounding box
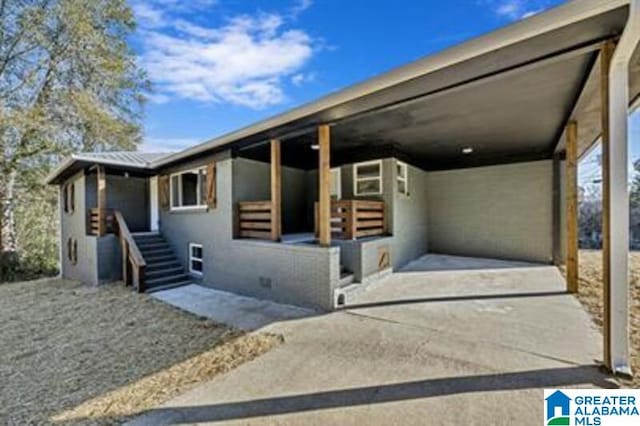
[318,125,331,247]
[122,238,129,286]
[270,139,282,241]
[600,40,615,370]
[566,120,579,294]
[135,264,145,293]
[97,165,106,236]
[552,153,562,266]
[346,200,357,240]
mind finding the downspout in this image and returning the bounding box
[608,0,639,376]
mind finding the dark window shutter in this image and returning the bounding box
[159,176,170,210]
[63,184,69,213]
[206,161,217,209]
[69,183,75,213]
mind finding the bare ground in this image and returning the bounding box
[0,279,281,425]
[569,251,640,387]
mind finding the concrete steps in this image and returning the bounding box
[133,233,191,292]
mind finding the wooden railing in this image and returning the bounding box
[89,208,114,236]
[113,211,146,293]
[238,201,274,240]
[316,200,386,240]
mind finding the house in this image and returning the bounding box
[546,391,571,421]
[47,0,639,375]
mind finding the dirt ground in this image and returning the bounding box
[572,250,640,387]
[0,279,281,425]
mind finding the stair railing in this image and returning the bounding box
[113,211,146,292]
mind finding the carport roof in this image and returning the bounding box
[47,0,638,182]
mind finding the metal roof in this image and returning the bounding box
[71,152,170,167]
[46,152,171,184]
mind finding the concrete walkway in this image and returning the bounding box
[151,284,315,330]
[131,255,615,426]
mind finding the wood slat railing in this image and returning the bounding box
[89,207,145,292]
[113,211,146,293]
[316,199,386,240]
[238,201,274,240]
[89,208,114,236]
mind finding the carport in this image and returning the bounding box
[142,0,639,376]
[313,0,638,377]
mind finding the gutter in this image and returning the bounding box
[150,0,630,169]
[45,154,156,185]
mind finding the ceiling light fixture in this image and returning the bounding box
[311,144,319,150]
[462,147,474,154]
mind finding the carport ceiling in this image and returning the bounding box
[330,51,598,170]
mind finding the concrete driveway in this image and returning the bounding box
[130,255,614,426]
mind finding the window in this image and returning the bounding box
[170,168,207,210]
[189,243,203,275]
[397,161,408,195]
[63,183,75,214]
[67,237,78,265]
[353,160,382,196]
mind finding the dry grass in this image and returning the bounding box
[0,279,282,425]
[569,250,640,387]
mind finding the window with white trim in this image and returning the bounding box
[170,168,207,209]
[353,160,382,196]
[189,243,203,275]
[397,161,408,195]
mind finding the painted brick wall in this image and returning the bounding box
[426,160,554,263]
[391,161,430,269]
[59,171,99,285]
[158,154,339,310]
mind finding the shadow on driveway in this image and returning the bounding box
[126,365,615,425]
[343,290,569,310]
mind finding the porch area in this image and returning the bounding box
[84,167,190,294]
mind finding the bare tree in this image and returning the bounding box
[0,0,148,278]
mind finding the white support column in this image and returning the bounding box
[149,176,159,232]
[606,0,639,376]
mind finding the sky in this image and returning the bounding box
[130,0,640,184]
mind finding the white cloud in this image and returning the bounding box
[290,0,313,19]
[132,3,167,28]
[145,92,171,104]
[134,1,317,109]
[482,0,549,20]
[291,72,316,86]
[496,1,521,18]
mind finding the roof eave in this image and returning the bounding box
[45,155,155,185]
[150,0,630,169]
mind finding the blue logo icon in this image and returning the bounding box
[546,390,571,425]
